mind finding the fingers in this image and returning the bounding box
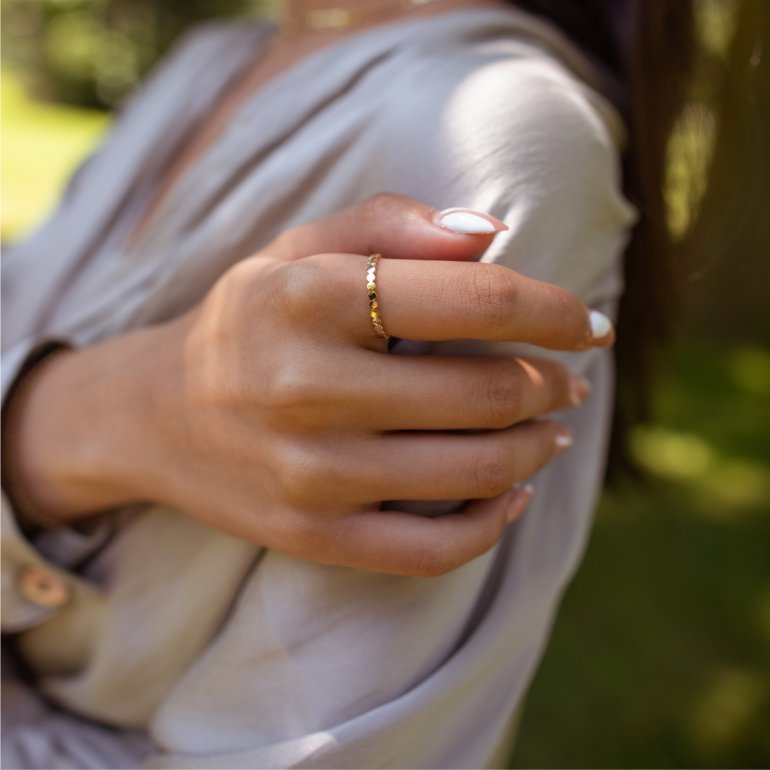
[308,486,533,576]
[338,420,568,504]
[378,258,613,348]
[353,354,587,431]
[265,192,507,264]
[310,254,613,349]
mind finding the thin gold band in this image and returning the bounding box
[366,253,390,339]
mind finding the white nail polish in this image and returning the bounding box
[589,310,613,339]
[555,432,573,450]
[437,208,503,234]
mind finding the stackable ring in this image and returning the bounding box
[366,253,390,339]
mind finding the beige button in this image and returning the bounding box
[18,565,71,609]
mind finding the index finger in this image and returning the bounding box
[330,255,614,350]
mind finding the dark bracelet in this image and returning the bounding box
[1,341,74,535]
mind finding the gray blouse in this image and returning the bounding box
[2,7,636,768]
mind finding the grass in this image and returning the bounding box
[3,69,769,770]
[1,70,109,242]
[510,340,770,768]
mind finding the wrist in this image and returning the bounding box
[2,343,74,530]
[2,326,177,525]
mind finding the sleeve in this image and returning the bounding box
[1,21,229,362]
[137,50,641,770]
[0,24,225,635]
[360,45,637,523]
[1,498,108,633]
[0,346,111,634]
[1,346,115,635]
[368,48,638,322]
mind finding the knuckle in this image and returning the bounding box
[408,512,507,578]
[468,445,515,498]
[362,192,405,221]
[212,258,263,313]
[274,444,329,505]
[481,360,523,428]
[222,254,257,284]
[273,258,327,317]
[466,265,517,331]
[526,357,571,410]
[263,360,321,414]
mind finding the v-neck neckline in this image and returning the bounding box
[123,5,559,258]
[124,23,275,253]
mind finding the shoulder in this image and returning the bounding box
[372,31,627,197]
[363,21,638,295]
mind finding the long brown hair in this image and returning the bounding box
[512,0,697,476]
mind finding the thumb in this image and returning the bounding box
[265,193,508,263]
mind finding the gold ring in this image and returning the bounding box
[366,253,389,339]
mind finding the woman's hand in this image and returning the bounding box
[8,195,610,576]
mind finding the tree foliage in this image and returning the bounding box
[2,0,266,109]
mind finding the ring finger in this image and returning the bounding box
[337,420,571,505]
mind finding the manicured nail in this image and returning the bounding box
[589,310,614,340]
[554,428,574,451]
[568,374,592,406]
[507,484,534,522]
[436,208,509,235]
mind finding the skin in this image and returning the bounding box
[8,194,610,577]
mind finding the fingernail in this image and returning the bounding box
[589,310,614,340]
[554,427,573,452]
[568,373,592,406]
[436,208,509,235]
[507,484,534,522]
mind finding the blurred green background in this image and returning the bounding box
[2,0,768,767]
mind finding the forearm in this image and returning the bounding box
[2,323,178,526]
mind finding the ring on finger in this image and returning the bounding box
[366,253,390,339]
